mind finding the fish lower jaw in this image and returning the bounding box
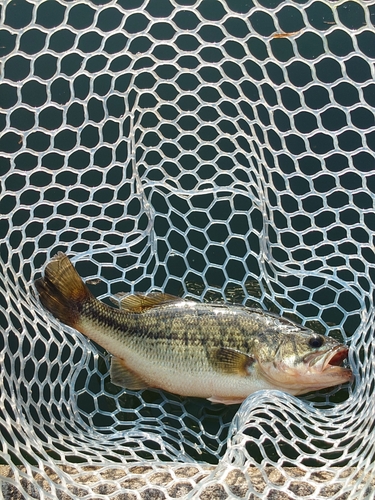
[258,362,353,396]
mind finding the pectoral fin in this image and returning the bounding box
[110,357,149,390]
[210,347,255,376]
[110,292,183,312]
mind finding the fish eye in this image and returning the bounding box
[309,336,324,348]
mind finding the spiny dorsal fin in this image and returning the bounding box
[110,357,150,390]
[210,347,255,376]
[110,292,183,313]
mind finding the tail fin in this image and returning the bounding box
[35,253,92,328]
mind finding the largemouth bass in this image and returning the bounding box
[35,253,352,404]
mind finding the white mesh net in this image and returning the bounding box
[1,0,374,498]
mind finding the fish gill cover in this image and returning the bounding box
[0,0,374,498]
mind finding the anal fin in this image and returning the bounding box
[207,395,245,405]
[110,357,149,390]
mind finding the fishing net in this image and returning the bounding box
[1,0,374,498]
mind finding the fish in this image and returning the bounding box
[34,253,352,405]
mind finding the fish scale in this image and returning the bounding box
[35,252,352,404]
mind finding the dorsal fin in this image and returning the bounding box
[110,292,183,312]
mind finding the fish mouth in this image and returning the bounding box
[305,345,350,373]
[260,344,352,395]
[324,346,349,369]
